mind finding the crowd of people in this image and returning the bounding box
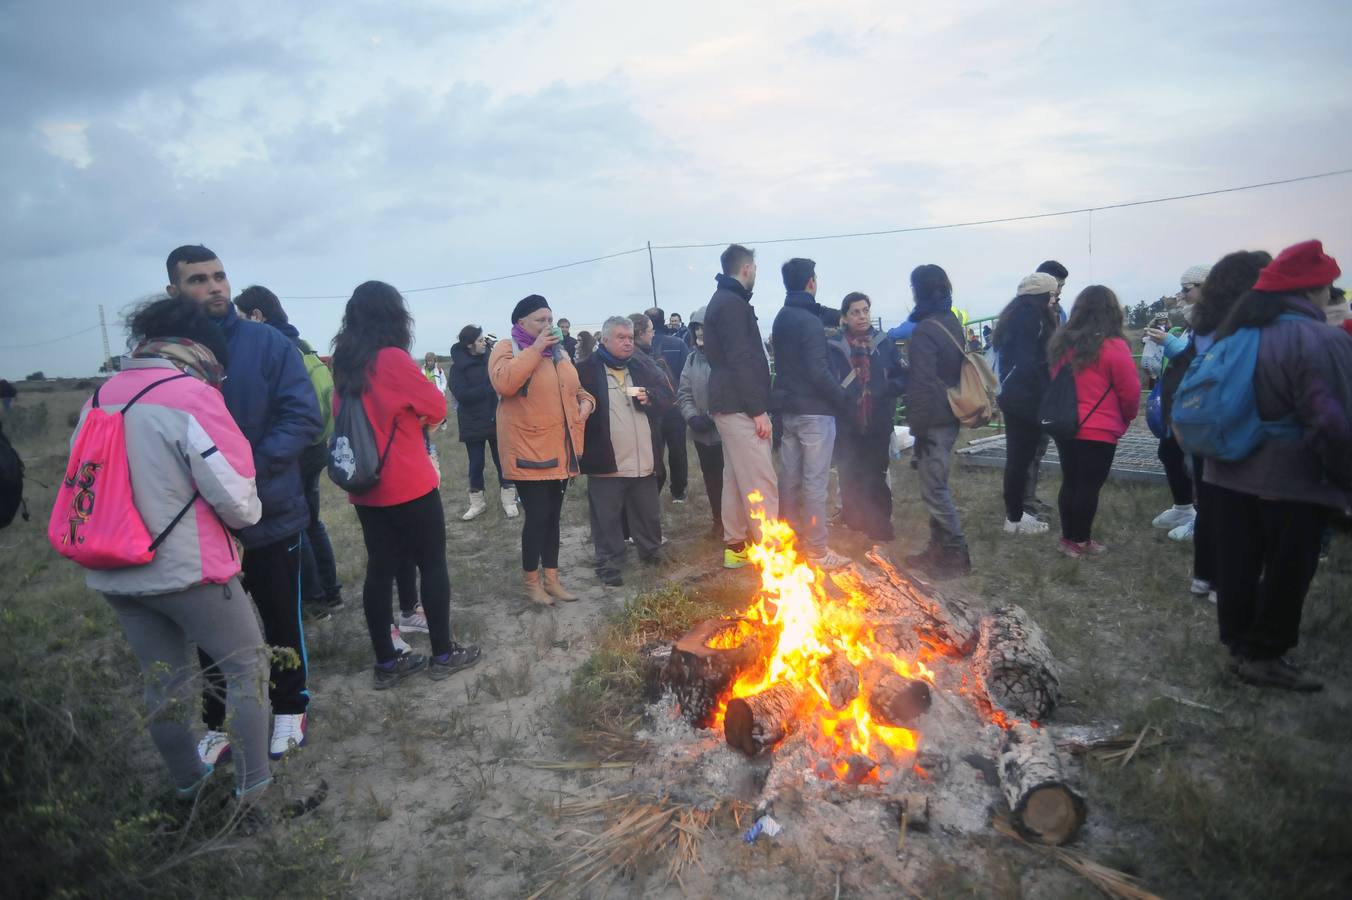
[41,236,1351,818]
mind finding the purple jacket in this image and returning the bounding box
[1204,296,1352,513]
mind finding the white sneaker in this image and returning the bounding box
[391,625,412,656]
[501,487,519,518]
[1168,519,1195,542]
[197,729,232,766]
[1152,505,1195,529]
[269,713,307,760]
[1207,591,1217,605]
[1003,513,1049,535]
[1189,578,1212,596]
[810,548,851,571]
[461,491,486,521]
[397,606,429,634]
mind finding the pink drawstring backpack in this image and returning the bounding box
[48,373,197,569]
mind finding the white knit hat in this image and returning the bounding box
[1180,264,1211,288]
[1017,273,1059,296]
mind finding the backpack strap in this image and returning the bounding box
[1077,374,1114,431]
[147,490,201,552]
[94,372,193,412]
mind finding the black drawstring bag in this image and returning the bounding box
[1038,366,1110,439]
[327,393,395,493]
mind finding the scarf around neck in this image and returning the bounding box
[511,323,538,350]
[846,330,874,429]
[132,337,226,388]
[595,344,631,370]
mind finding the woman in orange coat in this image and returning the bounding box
[490,295,595,605]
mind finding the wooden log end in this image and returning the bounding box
[1015,782,1086,846]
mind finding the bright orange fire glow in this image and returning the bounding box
[715,505,934,779]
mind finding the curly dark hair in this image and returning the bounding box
[1190,250,1272,336]
[1046,285,1124,370]
[127,295,229,365]
[330,281,413,394]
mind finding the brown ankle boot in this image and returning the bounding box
[523,570,554,606]
[541,568,579,602]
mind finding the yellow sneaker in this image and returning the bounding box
[723,547,749,569]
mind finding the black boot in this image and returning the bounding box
[937,543,972,578]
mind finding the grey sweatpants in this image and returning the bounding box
[105,578,271,794]
[588,475,662,578]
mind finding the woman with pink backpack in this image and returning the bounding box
[52,298,279,807]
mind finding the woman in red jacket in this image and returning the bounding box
[331,282,481,689]
[1046,286,1142,558]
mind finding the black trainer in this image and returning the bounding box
[373,653,428,690]
[1235,656,1323,693]
[429,643,482,681]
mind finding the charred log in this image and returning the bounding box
[863,666,932,727]
[998,722,1086,845]
[972,605,1061,720]
[638,641,673,702]
[724,683,806,756]
[852,551,979,655]
[662,619,769,728]
[815,652,859,710]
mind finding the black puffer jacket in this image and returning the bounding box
[827,330,909,436]
[703,274,772,416]
[995,297,1055,422]
[770,291,849,416]
[450,343,497,442]
[904,311,965,431]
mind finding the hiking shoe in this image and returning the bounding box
[597,568,624,587]
[429,643,482,681]
[373,653,428,690]
[1057,538,1084,559]
[1152,505,1195,529]
[391,625,413,657]
[810,549,851,571]
[1234,657,1323,692]
[269,713,307,759]
[198,730,232,766]
[1168,519,1195,542]
[1190,578,1212,596]
[1003,513,1049,535]
[723,547,750,569]
[397,606,429,634]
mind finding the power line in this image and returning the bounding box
[274,168,1352,301]
[0,324,102,350]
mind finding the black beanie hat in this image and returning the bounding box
[511,294,550,323]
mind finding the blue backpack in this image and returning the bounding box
[1171,315,1302,461]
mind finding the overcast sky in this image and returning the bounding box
[2,0,1350,378]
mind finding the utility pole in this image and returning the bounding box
[647,241,658,307]
[98,304,112,372]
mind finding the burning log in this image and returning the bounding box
[663,619,770,727]
[998,722,1086,846]
[863,666,932,727]
[815,652,859,710]
[724,684,806,756]
[972,605,1061,720]
[854,550,979,655]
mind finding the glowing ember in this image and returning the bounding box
[714,504,936,780]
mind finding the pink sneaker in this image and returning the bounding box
[1057,538,1084,559]
[1081,540,1107,556]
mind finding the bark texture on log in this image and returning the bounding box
[998,722,1086,845]
[849,551,979,655]
[972,605,1061,720]
[724,683,806,756]
[863,666,932,727]
[638,641,673,702]
[662,619,768,728]
[816,652,859,710]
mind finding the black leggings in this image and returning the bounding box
[517,479,566,571]
[1157,434,1193,506]
[1003,416,1044,522]
[355,489,454,663]
[1192,456,1217,584]
[1053,438,1116,543]
[693,440,724,528]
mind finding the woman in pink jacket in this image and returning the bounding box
[1046,286,1142,558]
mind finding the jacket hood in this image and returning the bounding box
[272,321,302,346]
[689,305,707,326]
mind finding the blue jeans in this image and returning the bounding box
[779,414,836,556]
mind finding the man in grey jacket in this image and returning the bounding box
[677,306,722,535]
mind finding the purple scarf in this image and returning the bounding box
[511,323,537,350]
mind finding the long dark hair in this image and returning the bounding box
[330,281,413,393]
[127,296,229,365]
[1216,289,1305,339]
[992,291,1057,350]
[1190,250,1271,336]
[1046,285,1124,370]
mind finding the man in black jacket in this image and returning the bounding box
[643,308,691,502]
[702,244,778,568]
[577,316,675,586]
[771,258,850,569]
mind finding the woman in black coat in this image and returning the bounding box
[450,325,510,521]
[992,274,1061,535]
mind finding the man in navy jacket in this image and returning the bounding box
[166,245,322,765]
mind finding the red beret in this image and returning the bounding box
[1253,240,1341,293]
